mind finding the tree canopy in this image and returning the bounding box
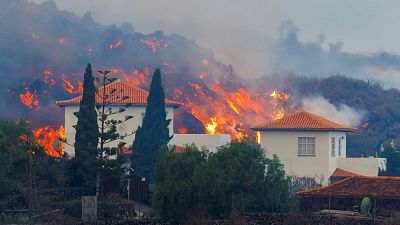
[152,141,293,221]
[133,68,172,182]
[72,63,99,195]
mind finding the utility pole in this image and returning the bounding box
[27,132,33,224]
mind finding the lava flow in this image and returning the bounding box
[32,125,65,157]
[19,88,39,111]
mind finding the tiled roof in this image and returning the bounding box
[331,168,362,177]
[174,146,186,154]
[297,176,400,199]
[55,80,181,107]
[251,111,356,132]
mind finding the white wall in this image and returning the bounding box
[259,130,331,183]
[63,105,174,157]
[328,131,347,177]
[337,157,385,176]
[170,134,231,152]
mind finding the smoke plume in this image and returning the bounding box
[301,96,365,127]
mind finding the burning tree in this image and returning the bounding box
[133,68,172,183]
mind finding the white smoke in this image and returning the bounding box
[301,96,365,127]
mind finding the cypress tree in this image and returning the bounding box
[73,63,99,195]
[133,68,171,182]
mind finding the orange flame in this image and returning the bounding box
[32,125,65,157]
[206,117,217,135]
[60,75,83,94]
[19,88,39,110]
[140,38,168,53]
[269,90,290,120]
[202,59,209,66]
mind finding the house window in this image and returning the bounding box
[298,137,316,156]
[331,137,335,157]
[338,138,342,157]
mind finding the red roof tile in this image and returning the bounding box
[174,146,186,154]
[331,168,362,177]
[297,176,400,199]
[55,80,181,107]
[251,111,356,132]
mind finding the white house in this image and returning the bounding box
[252,111,385,185]
[56,80,230,156]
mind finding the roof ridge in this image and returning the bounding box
[296,176,353,196]
[251,110,356,132]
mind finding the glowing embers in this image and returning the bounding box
[19,88,39,111]
[109,40,122,49]
[140,38,168,53]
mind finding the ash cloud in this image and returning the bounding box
[301,96,365,127]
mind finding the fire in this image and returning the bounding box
[32,125,65,157]
[43,70,56,87]
[206,117,217,135]
[140,38,168,53]
[198,72,207,79]
[177,128,189,134]
[269,90,290,120]
[120,67,151,87]
[19,88,39,110]
[60,75,83,94]
[202,59,209,66]
[109,40,122,49]
[256,132,261,144]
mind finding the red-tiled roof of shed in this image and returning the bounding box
[331,168,362,177]
[251,111,356,132]
[55,80,181,107]
[297,176,400,199]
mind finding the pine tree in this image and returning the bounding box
[72,63,99,195]
[133,68,172,182]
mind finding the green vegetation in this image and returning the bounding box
[152,141,293,221]
[378,141,400,176]
[71,63,99,195]
[0,120,69,199]
[133,68,172,183]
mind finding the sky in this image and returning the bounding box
[31,0,400,77]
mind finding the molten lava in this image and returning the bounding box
[109,40,122,49]
[140,38,168,53]
[19,88,39,110]
[60,75,83,94]
[32,125,65,157]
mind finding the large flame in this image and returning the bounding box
[269,90,290,120]
[32,125,65,157]
[19,88,39,110]
[206,117,217,135]
[60,75,83,94]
